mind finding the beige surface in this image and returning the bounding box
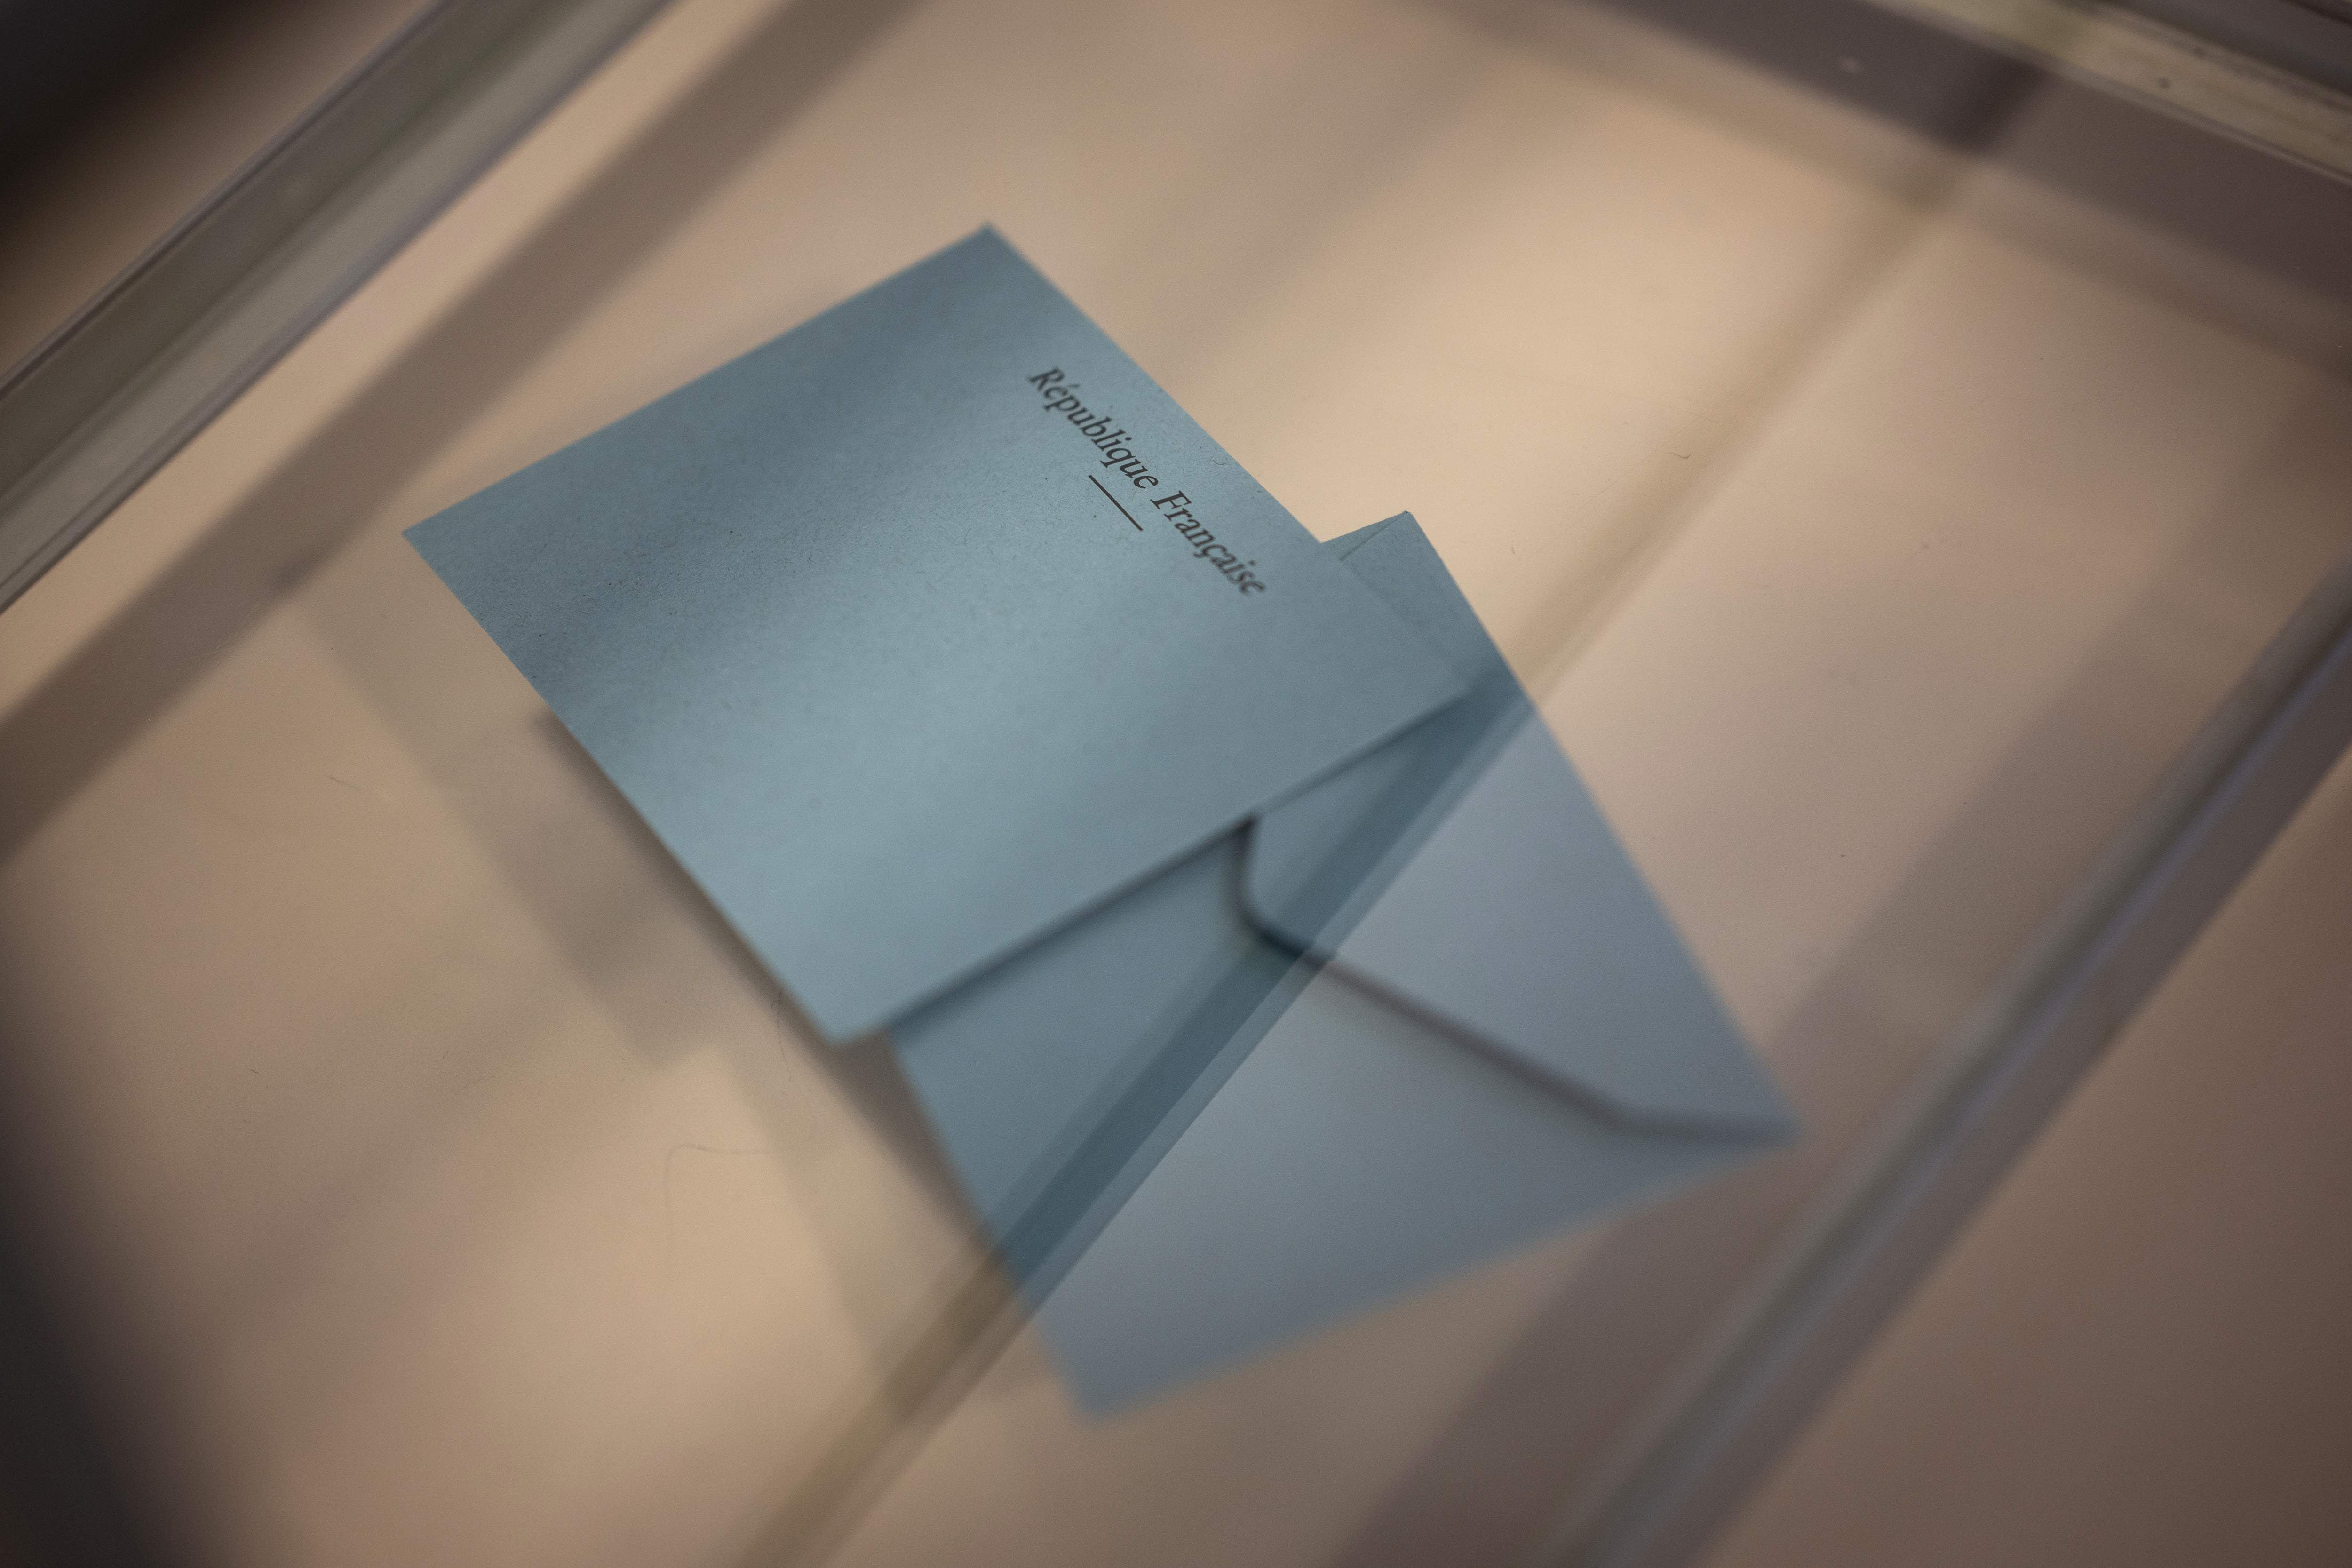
[0,0,2348,1565]
[1704,746,2352,1568]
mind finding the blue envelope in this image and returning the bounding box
[405,230,1791,1410]
[408,230,1469,1043]
[890,513,1791,1410]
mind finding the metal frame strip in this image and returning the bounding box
[1859,0,2352,178]
[0,0,677,613]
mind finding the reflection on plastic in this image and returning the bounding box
[892,514,1792,1412]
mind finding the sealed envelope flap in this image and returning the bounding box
[1242,517,1788,1133]
[406,231,1467,1042]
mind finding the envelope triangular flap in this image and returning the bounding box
[1242,517,1788,1133]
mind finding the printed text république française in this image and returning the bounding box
[1029,367,1268,595]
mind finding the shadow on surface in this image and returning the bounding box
[0,1185,183,1567]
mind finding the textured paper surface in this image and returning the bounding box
[407,231,1466,1040]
